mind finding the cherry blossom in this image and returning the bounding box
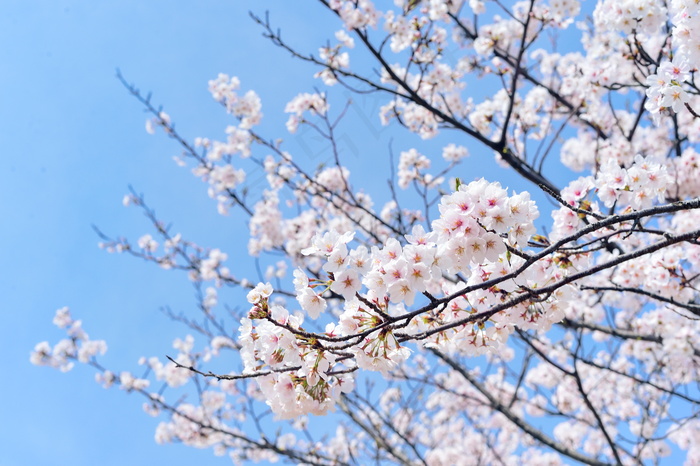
[33,2,700,464]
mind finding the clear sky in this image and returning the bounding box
[1,2,574,465]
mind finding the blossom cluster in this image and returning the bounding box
[297,179,546,344]
[239,283,354,419]
[597,155,672,209]
[30,307,107,372]
[330,0,381,30]
[645,58,693,120]
[208,73,263,129]
[397,148,438,189]
[284,92,329,133]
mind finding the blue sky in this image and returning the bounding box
[1,2,578,465]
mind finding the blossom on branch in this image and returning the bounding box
[33,1,700,464]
